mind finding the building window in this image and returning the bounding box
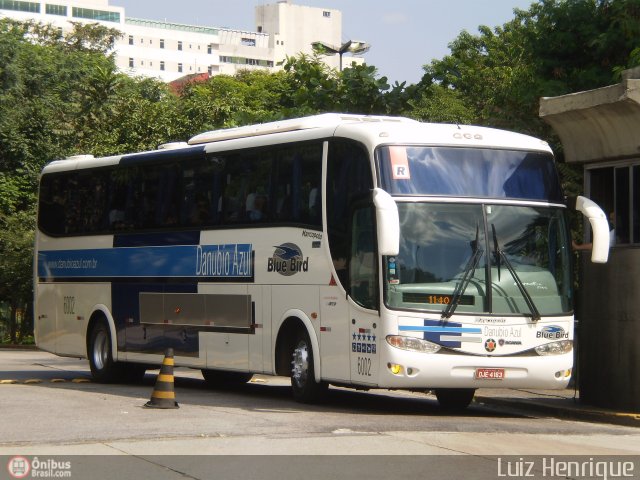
[128,35,133,45]
[149,39,152,45]
[257,26,262,33]
[160,61,165,71]
[323,11,331,17]
[178,41,183,51]
[241,38,256,47]
[0,0,40,13]
[267,61,274,68]
[140,38,143,44]
[586,164,640,246]
[178,63,183,73]
[208,66,212,75]
[160,39,165,49]
[128,58,134,68]
[72,7,120,23]
[207,44,212,54]
[45,4,67,16]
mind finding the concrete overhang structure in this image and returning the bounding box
[540,66,640,163]
[540,67,640,412]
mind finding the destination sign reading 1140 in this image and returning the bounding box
[424,294,474,305]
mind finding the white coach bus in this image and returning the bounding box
[34,114,609,409]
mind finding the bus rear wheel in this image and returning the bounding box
[435,388,476,411]
[290,329,327,403]
[88,320,121,383]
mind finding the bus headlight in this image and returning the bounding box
[535,340,573,356]
[386,335,441,354]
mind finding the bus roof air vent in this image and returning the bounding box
[64,154,95,161]
[188,113,418,145]
[158,142,189,150]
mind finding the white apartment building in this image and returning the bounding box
[0,0,365,82]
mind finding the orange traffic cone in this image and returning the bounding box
[144,348,179,409]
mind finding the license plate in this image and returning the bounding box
[475,368,505,380]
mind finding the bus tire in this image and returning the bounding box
[201,369,253,386]
[435,388,476,411]
[88,320,121,383]
[290,328,327,403]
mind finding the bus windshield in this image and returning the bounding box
[385,203,572,316]
[377,146,563,203]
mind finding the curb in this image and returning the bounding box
[0,344,38,350]
[476,395,640,428]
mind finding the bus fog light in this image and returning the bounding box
[388,363,403,375]
[535,340,573,356]
[386,335,441,354]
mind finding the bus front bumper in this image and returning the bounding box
[377,348,573,390]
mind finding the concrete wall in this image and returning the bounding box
[578,248,640,411]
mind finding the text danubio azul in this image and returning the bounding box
[196,244,252,278]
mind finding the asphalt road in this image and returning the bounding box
[1,350,639,479]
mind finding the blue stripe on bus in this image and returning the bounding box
[399,320,482,349]
[37,243,253,279]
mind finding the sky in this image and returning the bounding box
[115,0,535,85]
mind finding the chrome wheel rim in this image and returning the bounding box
[93,330,109,371]
[291,340,309,387]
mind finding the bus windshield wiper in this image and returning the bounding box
[492,223,501,281]
[442,224,483,320]
[491,224,541,322]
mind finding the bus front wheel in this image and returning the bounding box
[290,329,327,403]
[88,320,121,383]
[434,388,476,411]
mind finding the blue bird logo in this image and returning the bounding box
[273,244,301,260]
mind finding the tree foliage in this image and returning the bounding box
[423,0,640,138]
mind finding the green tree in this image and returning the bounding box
[0,209,35,343]
[404,84,475,124]
[423,0,640,137]
[0,19,126,341]
[178,70,293,133]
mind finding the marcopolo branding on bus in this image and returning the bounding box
[268,243,309,276]
[536,325,569,340]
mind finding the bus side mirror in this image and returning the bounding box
[573,195,610,263]
[373,188,400,256]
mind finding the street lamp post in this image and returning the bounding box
[311,40,370,71]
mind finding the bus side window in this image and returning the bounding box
[273,144,322,227]
[39,176,66,235]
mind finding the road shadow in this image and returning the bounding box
[0,365,530,421]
